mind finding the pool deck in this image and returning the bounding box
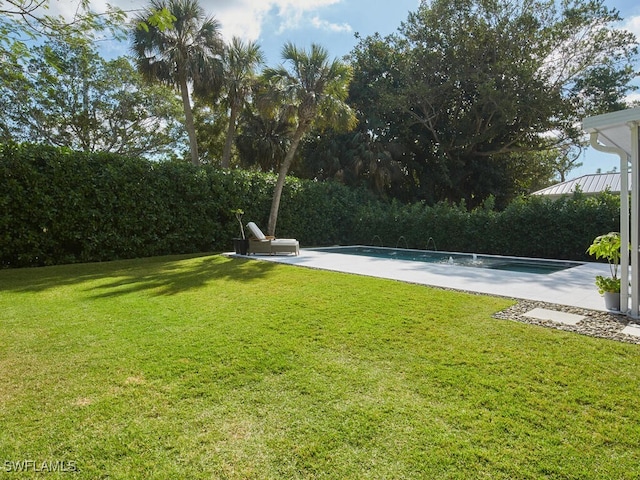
[232,248,615,312]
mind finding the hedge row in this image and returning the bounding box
[350,193,620,260]
[1,143,619,267]
[0,143,378,267]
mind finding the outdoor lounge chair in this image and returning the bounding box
[246,222,299,255]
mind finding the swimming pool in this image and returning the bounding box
[310,246,584,275]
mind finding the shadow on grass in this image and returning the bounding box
[0,254,277,297]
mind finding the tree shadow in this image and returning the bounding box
[0,254,277,298]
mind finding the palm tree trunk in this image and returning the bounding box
[221,100,239,169]
[267,125,306,236]
[179,76,200,166]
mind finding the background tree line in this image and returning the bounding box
[0,0,638,229]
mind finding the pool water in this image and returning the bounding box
[311,246,584,275]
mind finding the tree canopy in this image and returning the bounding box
[263,42,356,235]
[131,0,225,165]
[219,37,265,168]
[1,0,638,212]
[0,0,126,58]
[0,38,186,157]
[345,0,638,206]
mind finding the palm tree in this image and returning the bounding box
[264,42,356,235]
[131,0,224,166]
[220,37,265,168]
[235,107,294,172]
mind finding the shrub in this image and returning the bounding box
[0,143,620,267]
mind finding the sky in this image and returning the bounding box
[79,0,423,64]
[52,0,640,179]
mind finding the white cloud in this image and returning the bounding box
[310,15,352,33]
[208,0,345,40]
[211,0,273,41]
[46,0,349,43]
[46,0,108,20]
[626,92,640,106]
[621,14,640,39]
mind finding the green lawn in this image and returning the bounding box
[1,254,639,479]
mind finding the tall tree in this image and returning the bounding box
[0,39,27,142]
[192,100,227,164]
[0,37,185,156]
[220,37,265,168]
[0,0,126,116]
[553,145,584,182]
[131,0,224,166]
[263,43,356,235]
[299,130,403,195]
[349,0,637,206]
[235,107,295,173]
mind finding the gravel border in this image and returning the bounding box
[426,283,640,345]
[493,300,640,344]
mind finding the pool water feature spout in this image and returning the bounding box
[370,235,383,247]
[426,237,437,251]
[396,236,409,249]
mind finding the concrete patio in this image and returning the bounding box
[232,248,615,312]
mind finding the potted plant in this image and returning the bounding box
[587,232,621,311]
[231,209,249,255]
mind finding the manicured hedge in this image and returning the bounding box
[350,193,619,260]
[0,144,377,267]
[0,143,619,267]
[0,144,223,266]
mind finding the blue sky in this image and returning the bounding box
[72,0,640,178]
[95,0,422,64]
[237,0,422,66]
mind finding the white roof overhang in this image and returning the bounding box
[582,107,640,157]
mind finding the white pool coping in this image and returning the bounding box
[231,248,615,312]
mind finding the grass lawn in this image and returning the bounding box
[1,254,639,479]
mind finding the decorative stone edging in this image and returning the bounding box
[493,300,640,344]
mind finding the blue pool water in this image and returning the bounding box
[311,246,584,275]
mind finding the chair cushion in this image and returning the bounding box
[271,239,298,246]
[246,222,265,240]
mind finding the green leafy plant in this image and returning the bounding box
[587,232,621,294]
[232,208,245,239]
[594,275,620,295]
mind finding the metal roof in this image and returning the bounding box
[532,173,627,198]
